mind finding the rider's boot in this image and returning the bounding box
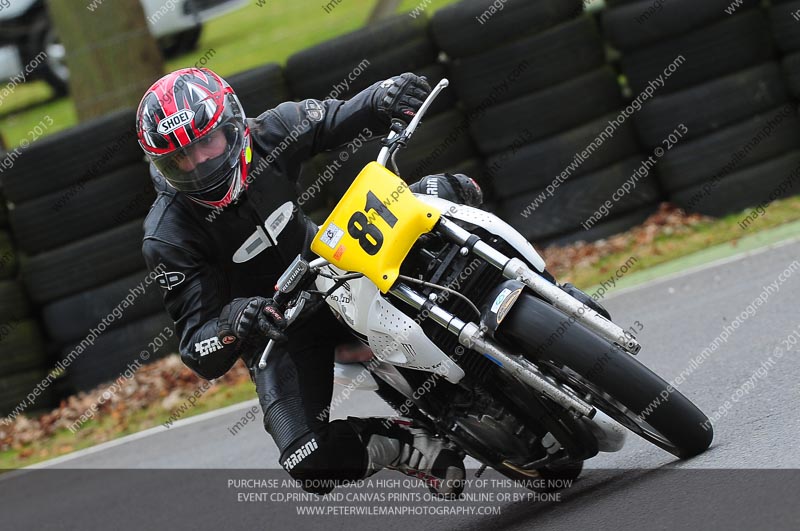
[349,416,466,499]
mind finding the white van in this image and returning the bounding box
[0,0,246,94]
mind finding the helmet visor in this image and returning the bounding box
[151,122,243,193]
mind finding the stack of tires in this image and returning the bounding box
[0,110,177,393]
[286,15,438,102]
[227,62,292,117]
[773,2,800,106]
[603,0,800,216]
[0,179,51,416]
[434,0,659,245]
[285,14,479,219]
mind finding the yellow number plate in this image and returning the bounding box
[311,162,440,293]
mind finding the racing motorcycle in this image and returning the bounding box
[255,79,713,487]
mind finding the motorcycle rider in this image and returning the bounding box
[136,67,483,497]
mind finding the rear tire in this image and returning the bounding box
[499,293,713,459]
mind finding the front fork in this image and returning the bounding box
[389,283,595,418]
[433,217,641,355]
[387,217,640,421]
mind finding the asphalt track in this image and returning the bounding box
[2,238,799,530]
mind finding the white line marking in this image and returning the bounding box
[605,235,800,300]
[13,399,260,472]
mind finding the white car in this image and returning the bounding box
[0,0,246,94]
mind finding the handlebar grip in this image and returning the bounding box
[272,289,290,307]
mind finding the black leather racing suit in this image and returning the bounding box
[142,81,477,490]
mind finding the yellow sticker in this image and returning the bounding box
[311,162,440,292]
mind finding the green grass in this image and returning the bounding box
[0,0,460,147]
[558,195,800,290]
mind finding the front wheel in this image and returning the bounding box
[498,293,713,459]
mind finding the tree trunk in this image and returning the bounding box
[368,0,403,23]
[46,0,164,121]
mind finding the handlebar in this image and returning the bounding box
[258,340,276,370]
[377,78,449,167]
[256,256,330,369]
[257,81,450,370]
[257,287,284,369]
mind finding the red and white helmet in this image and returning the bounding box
[136,68,251,208]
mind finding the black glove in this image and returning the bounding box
[218,297,287,344]
[449,173,484,207]
[411,173,484,207]
[373,73,432,123]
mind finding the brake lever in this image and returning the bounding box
[256,291,312,369]
[257,339,276,370]
[377,78,449,167]
[380,119,407,147]
[256,253,330,370]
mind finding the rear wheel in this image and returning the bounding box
[499,293,713,459]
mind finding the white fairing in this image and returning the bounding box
[316,267,466,385]
[366,295,465,382]
[315,266,375,333]
[318,198,539,390]
[414,194,546,272]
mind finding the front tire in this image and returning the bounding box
[498,293,713,459]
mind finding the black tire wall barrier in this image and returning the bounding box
[0,177,50,415]
[2,0,800,402]
[604,2,800,216]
